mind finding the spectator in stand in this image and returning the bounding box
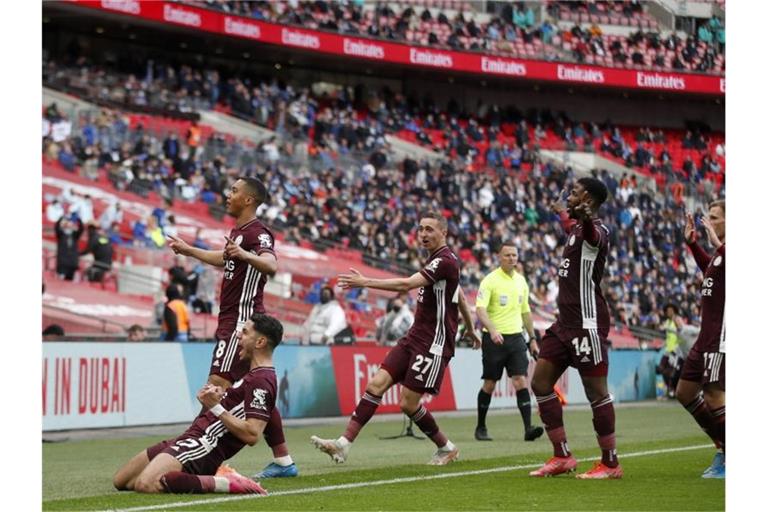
[127,324,147,342]
[375,294,415,346]
[81,224,114,282]
[162,284,191,342]
[169,254,199,301]
[147,216,166,249]
[55,214,84,281]
[46,198,65,223]
[303,286,351,345]
[99,201,123,232]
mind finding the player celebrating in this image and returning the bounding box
[676,202,726,479]
[529,178,623,479]
[310,212,481,465]
[167,177,296,479]
[112,314,282,495]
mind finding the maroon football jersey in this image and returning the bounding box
[216,219,276,340]
[184,366,276,462]
[401,245,461,358]
[696,244,725,352]
[556,219,611,330]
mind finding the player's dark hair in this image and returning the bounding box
[577,177,609,208]
[498,240,518,252]
[251,313,284,350]
[710,199,725,215]
[663,303,679,315]
[420,211,447,230]
[240,176,269,205]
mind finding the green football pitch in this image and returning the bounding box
[43,402,724,511]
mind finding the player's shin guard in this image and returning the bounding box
[342,391,382,442]
[536,391,570,457]
[160,472,210,493]
[711,405,725,451]
[477,389,492,428]
[591,395,618,468]
[410,405,448,448]
[684,393,721,449]
[264,409,289,458]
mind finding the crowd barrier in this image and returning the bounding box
[43,342,661,431]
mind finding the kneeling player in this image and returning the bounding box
[112,314,282,494]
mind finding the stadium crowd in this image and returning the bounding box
[179,0,725,74]
[44,57,725,189]
[43,81,717,334]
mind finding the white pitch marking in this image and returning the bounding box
[102,444,713,512]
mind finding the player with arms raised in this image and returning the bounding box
[167,177,296,479]
[310,212,480,465]
[529,177,623,479]
[676,201,726,478]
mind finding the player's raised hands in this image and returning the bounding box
[571,201,593,220]
[338,268,366,289]
[167,235,192,256]
[683,211,696,244]
[700,215,723,248]
[550,189,568,214]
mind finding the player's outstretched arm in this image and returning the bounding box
[683,212,711,272]
[223,236,277,276]
[551,190,576,233]
[338,268,429,293]
[167,235,225,268]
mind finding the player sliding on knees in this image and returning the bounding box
[310,212,481,466]
[529,178,623,479]
[112,314,283,495]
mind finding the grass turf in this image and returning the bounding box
[43,402,724,511]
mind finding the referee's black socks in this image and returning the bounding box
[516,388,533,431]
[477,390,492,428]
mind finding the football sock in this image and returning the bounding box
[160,472,210,493]
[273,455,293,466]
[342,391,382,442]
[410,405,448,448]
[684,393,720,449]
[591,395,618,468]
[710,405,725,451]
[477,389,492,429]
[536,391,570,457]
[264,409,288,457]
[516,388,533,431]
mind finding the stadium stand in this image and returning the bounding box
[180,0,724,74]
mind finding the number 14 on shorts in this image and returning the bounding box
[571,336,592,356]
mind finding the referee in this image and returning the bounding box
[474,241,544,442]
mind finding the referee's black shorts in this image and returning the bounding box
[481,332,529,380]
